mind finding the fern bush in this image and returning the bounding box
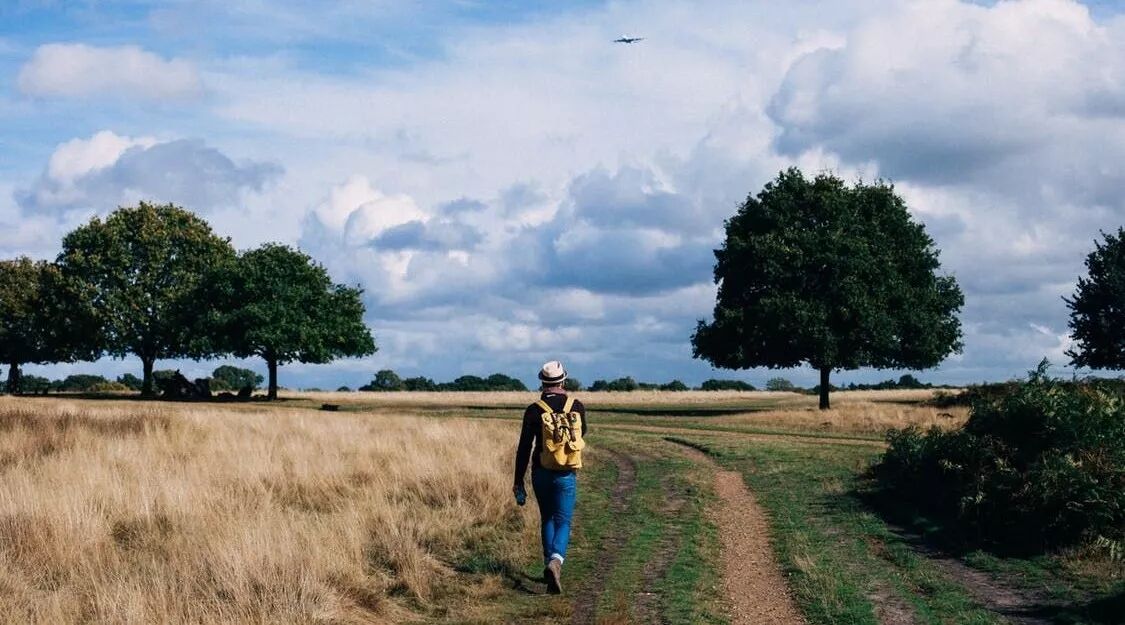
[877,363,1125,553]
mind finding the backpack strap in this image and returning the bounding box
[535,400,553,414]
[562,397,576,413]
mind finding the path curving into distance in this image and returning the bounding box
[674,442,806,625]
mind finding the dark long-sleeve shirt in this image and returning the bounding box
[514,391,588,485]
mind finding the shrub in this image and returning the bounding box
[359,369,404,392]
[563,378,582,392]
[660,380,689,391]
[56,374,110,392]
[402,376,437,391]
[700,378,755,391]
[89,381,131,392]
[17,374,53,392]
[765,377,796,392]
[876,362,1125,553]
[483,373,527,391]
[589,377,639,392]
[116,373,144,391]
[211,365,263,391]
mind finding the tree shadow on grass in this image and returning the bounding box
[849,478,1124,625]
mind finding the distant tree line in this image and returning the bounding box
[0,365,266,395]
[352,370,951,393]
[358,369,529,392]
[0,202,375,399]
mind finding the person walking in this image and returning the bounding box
[513,360,588,594]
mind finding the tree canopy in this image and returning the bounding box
[1066,228,1125,370]
[57,202,236,396]
[692,169,963,409]
[203,243,376,399]
[0,258,95,393]
[210,365,264,391]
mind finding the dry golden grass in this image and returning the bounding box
[291,388,955,409]
[707,401,969,435]
[293,388,966,436]
[0,396,536,624]
[290,389,810,408]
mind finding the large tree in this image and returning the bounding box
[692,169,964,409]
[0,258,97,394]
[1066,228,1125,369]
[203,243,376,399]
[57,202,236,396]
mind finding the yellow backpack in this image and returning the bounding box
[537,397,585,470]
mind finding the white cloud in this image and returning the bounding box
[18,43,203,100]
[8,0,1125,386]
[18,131,281,216]
[311,175,426,244]
[47,130,157,184]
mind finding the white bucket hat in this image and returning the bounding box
[538,360,567,385]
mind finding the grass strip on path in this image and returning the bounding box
[680,434,1003,625]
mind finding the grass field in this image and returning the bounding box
[0,390,1119,624]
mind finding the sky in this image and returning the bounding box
[2,0,1124,390]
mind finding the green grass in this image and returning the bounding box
[588,433,726,624]
[313,393,1120,623]
[452,432,725,624]
[684,435,1003,625]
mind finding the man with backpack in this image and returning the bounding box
[513,360,587,595]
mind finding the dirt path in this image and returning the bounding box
[674,443,805,625]
[571,448,637,625]
[888,527,1055,625]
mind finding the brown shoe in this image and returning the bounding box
[545,559,563,595]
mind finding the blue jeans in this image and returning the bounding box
[531,466,577,565]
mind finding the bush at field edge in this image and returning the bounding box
[875,362,1125,554]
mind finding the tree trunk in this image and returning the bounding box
[6,362,21,395]
[141,356,156,398]
[819,366,831,410]
[267,358,278,400]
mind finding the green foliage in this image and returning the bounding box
[765,377,796,392]
[57,202,236,395]
[877,362,1125,553]
[437,374,527,391]
[659,380,690,391]
[692,168,963,408]
[838,374,935,391]
[699,378,755,391]
[483,373,527,391]
[210,365,263,391]
[56,374,109,392]
[0,258,95,393]
[590,377,640,392]
[402,376,438,391]
[1067,227,1125,370]
[358,370,526,392]
[89,381,130,392]
[445,375,488,391]
[201,243,376,398]
[563,378,582,391]
[336,386,352,392]
[116,373,143,391]
[18,374,53,392]
[359,369,404,391]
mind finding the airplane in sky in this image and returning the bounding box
[613,36,644,44]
